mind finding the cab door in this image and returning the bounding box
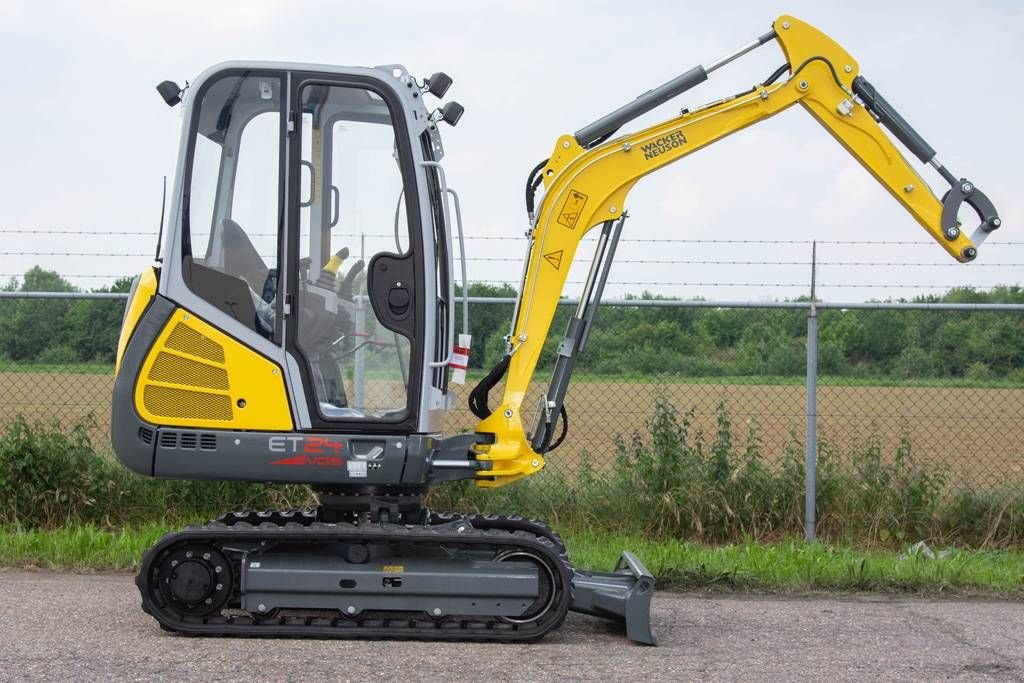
[284,72,427,433]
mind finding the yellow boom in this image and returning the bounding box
[471,14,1000,486]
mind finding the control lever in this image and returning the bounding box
[316,247,349,289]
[339,259,365,301]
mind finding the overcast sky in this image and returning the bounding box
[1,0,1021,301]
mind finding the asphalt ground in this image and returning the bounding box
[1,571,1022,681]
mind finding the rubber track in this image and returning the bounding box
[215,509,569,557]
[137,518,573,642]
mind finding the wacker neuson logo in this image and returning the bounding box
[642,129,687,160]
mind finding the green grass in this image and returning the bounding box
[0,361,112,375]
[569,529,1024,595]
[3,524,1022,596]
[0,525,164,570]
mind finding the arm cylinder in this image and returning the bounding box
[852,75,936,164]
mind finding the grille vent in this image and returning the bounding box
[138,427,154,445]
[156,430,218,451]
[141,318,234,423]
[165,323,226,363]
[144,385,233,421]
[148,352,229,390]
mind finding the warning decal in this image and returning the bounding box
[557,190,588,229]
[543,250,564,270]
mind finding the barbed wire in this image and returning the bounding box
[2,251,1020,269]
[0,272,1015,290]
[462,279,1000,289]
[3,229,1023,246]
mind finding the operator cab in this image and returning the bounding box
[156,63,460,434]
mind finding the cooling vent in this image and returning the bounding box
[148,351,229,390]
[200,433,217,451]
[144,385,234,421]
[180,433,198,450]
[159,431,178,449]
[141,319,234,423]
[138,427,154,445]
[164,322,226,363]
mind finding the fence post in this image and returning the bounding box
[804,241,818,541]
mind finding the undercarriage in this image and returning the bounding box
[137,494,656,644]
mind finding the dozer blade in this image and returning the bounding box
[569,550,657,645]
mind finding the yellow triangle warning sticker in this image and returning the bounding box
[543,250,563,270]
[556,190,588,229]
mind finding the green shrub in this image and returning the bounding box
[4,399,1024,549]
[897,346,933,378]
[35,345,80,365]
[0,416,314,528]
[964,361,994,382]
[434,394,1024,549]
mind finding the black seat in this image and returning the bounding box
[220,218,270,294]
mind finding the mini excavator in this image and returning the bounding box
[113,15,999,644]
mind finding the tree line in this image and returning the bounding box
[1,268,1022,382]
[458,283,1024,382]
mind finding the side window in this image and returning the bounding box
[231,112,280,272]
[187,135,221,258]
[184,74,282,338]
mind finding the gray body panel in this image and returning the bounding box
[156,429,413,485]
[110,295,176,476]
[243,555,538,618]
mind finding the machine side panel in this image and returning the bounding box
[115,267,158,374]
[133,308,294,431]
[111,296,176,476]
[153,430,416,484]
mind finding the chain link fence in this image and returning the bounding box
[0,291,1022,545]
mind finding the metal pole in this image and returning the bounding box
[804,242,818,541]
[354,233,366,409]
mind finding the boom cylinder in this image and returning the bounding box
[573,66,708,148]
[573,29,776,148]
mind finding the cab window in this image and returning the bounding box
[183,73,282,339]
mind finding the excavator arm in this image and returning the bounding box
[469,14,1000,486]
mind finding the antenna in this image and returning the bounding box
[154,176,167,262]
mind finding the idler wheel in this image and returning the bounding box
[495,550,557,624]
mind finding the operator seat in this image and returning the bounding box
[220,217,270,294]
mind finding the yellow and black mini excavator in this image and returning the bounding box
[113,15,999,644]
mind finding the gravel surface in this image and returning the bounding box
[1,571,1022,681]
